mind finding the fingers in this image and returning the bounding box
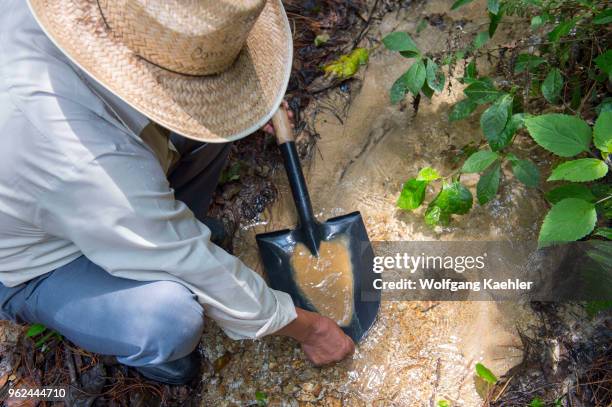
[262,100,295,135]
[262,123,274,134]
[346,335,356,356]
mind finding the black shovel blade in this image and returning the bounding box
[256,211,380,342]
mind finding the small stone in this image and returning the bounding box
[300,382,316,392]
[256,165,271,177]
[325,396,342,407]
[222,183,242,200]
[283,383,298,395]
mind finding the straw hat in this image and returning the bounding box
[26,0,293,142]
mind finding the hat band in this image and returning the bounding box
[95,0,252,76]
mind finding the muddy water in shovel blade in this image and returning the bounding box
[291,237,354,326]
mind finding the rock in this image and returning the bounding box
[222,183,242,200]
[324,396,342,407]
[255,165,272,178]
[283,383,299,396]
[297,369,315,381]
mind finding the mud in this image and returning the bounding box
[200,1,551,405]
[292,238,354,327]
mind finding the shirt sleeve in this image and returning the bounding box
[36,138,297,340]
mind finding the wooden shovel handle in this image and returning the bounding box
[272,106,294,145]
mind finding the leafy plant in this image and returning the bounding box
[26,323,62,352]
[475,362,498,384]
[388,0,610,244]
[437,400,451,407]
[219,162,242,184]
[529,398,545,407]
[383,32,446,104]
[255,390,268,406]
[323,48,369,79]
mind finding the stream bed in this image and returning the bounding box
[199,1,551,405]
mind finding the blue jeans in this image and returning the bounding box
[0,138,231,375]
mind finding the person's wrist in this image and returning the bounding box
[274,307,317,343]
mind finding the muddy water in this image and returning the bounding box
[201,1,548,405]
[291,238,354,326]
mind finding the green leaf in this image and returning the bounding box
[314,34,330,47]
[26,323,47,338]
[437,182,473,214]
[514,54,546,73]
[421,82,435,99]
[416,19,428,34]
[594,227,612,240]
[464,78,500,104]
[529,398,545,407]
[255,390,268,406]
[531,15,544,28]
[542,68,564,104]
[596,98,612,115]
[545,183,596,204]
[406,59,427,95]
[400,50,421,59]
[586,300,612,317]
[391,72,410,104]
[475,363,498,384]
[461,150,500,173]
[473,32,490,49]
[35,330,56,349]
[490,113,525,151]
[426,59,446,93]
[593,8,612,25]
[466,61,478,79]
[595,50,612,77]
[524,114,592,157]
[323,48,369,79]
[570,80,582,109]
[481,94,513,143]
[489,11,503,37]
[508,155,540,187]
[450,99,478,121]
[424,204,451,226]
[594,111,612,153]
[477,161,501,204]
[548,18,577,42]
[220,164,241,184]
[451,0,475,10]
[487,0,500,15]
[421,82,434,99]
[424,182,473,225]
[417,167,441,181]
[438,400,451,407]
[397,179,428,210]
[383,32,420,55]
[539,198,597,246]
[548,158,609,182]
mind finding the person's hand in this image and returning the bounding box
[262,100,295,135]
[275,307,355,366]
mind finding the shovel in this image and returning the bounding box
[257,107,380,342]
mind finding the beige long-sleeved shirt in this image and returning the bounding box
[0,0,297,340]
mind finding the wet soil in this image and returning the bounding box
[1,0,608,406]
[198,1,556,406]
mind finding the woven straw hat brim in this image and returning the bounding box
[27,0,293,143]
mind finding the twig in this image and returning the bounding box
[493,375,514,402]
[64,348,78,386]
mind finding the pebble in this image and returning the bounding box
[222,183,242,200]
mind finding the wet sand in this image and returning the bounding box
[200,0,547,405]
